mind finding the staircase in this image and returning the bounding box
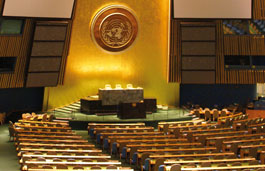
[48,101,81,120]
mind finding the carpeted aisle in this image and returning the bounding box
[0,124,20,171]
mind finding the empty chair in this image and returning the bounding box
[97,158,108,162]
[170,164,181,171]
[249,160,259,165]
[42,165,53,169]
[231,162,241,166]
[106,165,117,169]
[213,155,224,159]
[56,165,68,169]
[90,166,101,170]
[67,158,76,162]
[154,158,165,171]
[227,155,237,159]
[36,157,46,161]
[201,162,211,167]
[82,159,93,162]
[213,110,219,121]
[73,166,84,170]
[184,163,196,168]
[47,151,57,155]
[220,110,227,117]
[217,163,227,167]
[53,158,62,162]
[204,110,211,121]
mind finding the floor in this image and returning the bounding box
[0,124,20,171]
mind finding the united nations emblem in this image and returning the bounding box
[91,6,138,52]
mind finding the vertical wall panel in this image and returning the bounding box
[168,19,181,82]
[26,21,72,87]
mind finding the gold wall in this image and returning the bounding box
[44,0,179,110]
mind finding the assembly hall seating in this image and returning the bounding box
[10,116,133,171]
[8,110,265,171]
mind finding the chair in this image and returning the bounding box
[154,158,165,171]
[82,159,93,162]
[217,163,227,167]
[201,162,211,167]
[185,163,196,168]
[231,162,241,166]
[170,164,181,171]
[42,114,48,122]
[53,158,62,162]
[96,158,108,162]
[213,110,219,121]
[106,165,117,169]
[90,166,101,170]
[73,166,84,170]
[47,151,57,155]
[56,165,68,169]
[221,110,227,117]
[36,157,46,161]
[42,165,53,169]
[204,110,211,121]
[249,160,259,165]
[8,124,16,142]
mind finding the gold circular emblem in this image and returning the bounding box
[91,6,138,52]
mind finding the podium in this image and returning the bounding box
[118,102,146,119]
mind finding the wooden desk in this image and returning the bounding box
[17,138,87,144]
[88,122,145,128]
[22,154,111,160]
[164,158,255,164]
[16,134,82,139]
[15,125,71,130]
[15,129,75,135]
[138,147,216,153]
[18,148,101,154]
[127,142,202,148]
[18,120,69,125]
[28,169,133,171]
[25,161,121,166]
[18,143,95,149]
[149,152,234,159]
[165,164,265,170]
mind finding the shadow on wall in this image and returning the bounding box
[180,84,257,109]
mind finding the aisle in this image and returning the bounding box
[0,124,20,171]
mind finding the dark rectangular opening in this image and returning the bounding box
[225,55,250,66]
[252,56,265,66]
[0,57,17,73]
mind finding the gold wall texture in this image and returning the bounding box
[44,0,179,110]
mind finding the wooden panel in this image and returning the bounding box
[28,57,61,72]
[182,71,215,84]
[224,35,265,56]
[168,19,181,82]
[181,27,215,41]
[34,25,67,41]
[182,42,216,55]
[57,21,72,85]
[253,0,265,20]
[0,19,34,88]
[182,57,215,70]
[31,42,64,56]
[26,73,59,87]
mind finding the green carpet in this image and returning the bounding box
[0,124,20,171]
